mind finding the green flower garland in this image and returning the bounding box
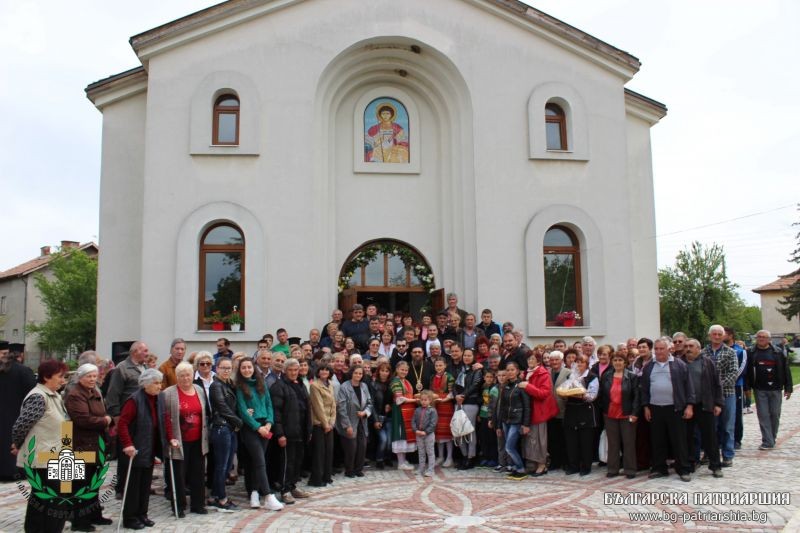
[339,243,435,293]
[24,436,109,506]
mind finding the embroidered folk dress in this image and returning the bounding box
[390,377,417,453]
[431,372,455,442]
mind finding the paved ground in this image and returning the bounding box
[2,390,798,533]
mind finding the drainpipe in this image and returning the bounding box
[22,275,28,359]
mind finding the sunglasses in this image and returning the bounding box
[198,362,212,367]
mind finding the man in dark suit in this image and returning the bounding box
[0,341,36,480]
[642,338,695,482]
[499,332,529,371]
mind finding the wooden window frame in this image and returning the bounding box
[543,225,582,326]
[545,103,568,151]
[352,252,425,291]
[198,223,246,330]
[212,95,240,146]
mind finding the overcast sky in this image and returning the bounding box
[1,0,797,305]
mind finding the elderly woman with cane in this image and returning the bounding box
[116,368,163,530]
[161,362,209,517]
[65,363,114,531]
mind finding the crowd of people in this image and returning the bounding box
[0,295,794,532]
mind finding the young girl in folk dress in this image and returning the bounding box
[431,357,455,467]
[390,362,418,470]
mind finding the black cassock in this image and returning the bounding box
[0,361,36,479]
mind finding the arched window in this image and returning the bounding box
[545,103,567,151]
[344,243,427,289]
[212,94,240,145]
[199,223,245,330]
[543,225,582,325]
[339,240,434,319]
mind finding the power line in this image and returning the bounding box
[655,204,796,238]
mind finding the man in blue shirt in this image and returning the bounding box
[724,327,746,450]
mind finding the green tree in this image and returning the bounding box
[659,241,759,340]
[778,205,800,320]
[27,250,97,356]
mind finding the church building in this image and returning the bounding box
[86,0,666,356]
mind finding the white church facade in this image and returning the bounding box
[86,0,666,356]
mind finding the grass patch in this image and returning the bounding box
[791,365,800,388]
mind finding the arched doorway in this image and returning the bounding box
[338,240,442,320]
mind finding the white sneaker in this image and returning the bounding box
[398,462,414,470]
[435,457,444,466]
[424,470,433,477]
[265,493,284,511]
[250,491,261,509]
[442,458,454,468]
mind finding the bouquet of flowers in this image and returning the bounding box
[555,310,581,324]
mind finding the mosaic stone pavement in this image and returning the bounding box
[1,388,798,532]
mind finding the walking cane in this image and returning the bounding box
[116,450,137,533]
[282,445,288,498]
[168,447,180,518]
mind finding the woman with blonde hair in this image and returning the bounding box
[161,361,209,516]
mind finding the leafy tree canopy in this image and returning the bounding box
[27,249,97,356]
[778,205,800,321]
[659,241,761,341]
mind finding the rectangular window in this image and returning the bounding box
[546,122,564,150]
[202,252,242,318]
[12,328,19,338]
[216,113,238,144]
[364,255,383,286]
[543,253,577,321]
[0,295,6,314]
[387,255,406,286]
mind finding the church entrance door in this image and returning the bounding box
[338,240,441,321]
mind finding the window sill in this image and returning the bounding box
[530,150,588,161]
[541,325,605,336]
[190,145,259,156]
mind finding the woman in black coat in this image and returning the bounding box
[453,348,484,469]
[563,355,599,476]
[208,356,242,510]
[598,352,640,478]
[495,362,530,479]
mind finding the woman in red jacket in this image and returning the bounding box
[518,353,558,476]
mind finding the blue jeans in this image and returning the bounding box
[210,425,237,500]
[376,416,392,462]
[502,423,524,472]
[717,395,736,460]
[734,385,744,445]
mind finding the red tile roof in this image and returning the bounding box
[0,243,98,281]
[753,271,800,293]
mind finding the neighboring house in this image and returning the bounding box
[753,272,800,338]
[0,241,98,368]
[85,0,666,356]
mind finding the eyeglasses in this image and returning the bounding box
[218,366,232,371]
[198,362,212,367]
